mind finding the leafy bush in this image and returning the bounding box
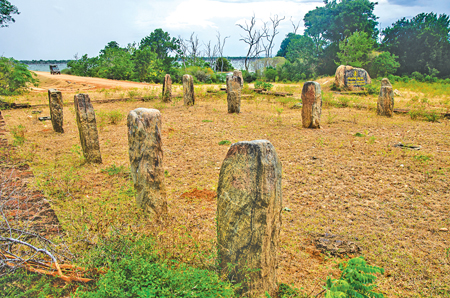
[0,57,39,95]
[324,257,384,298]
[60,68,72,75]
[214,57,234,72]
[76,235,236,298]
[264,67,278,82]
[218,140,231,145]
[411,71,424,82]
[254,80,273,91]
[242,70,257,83]
[98,110,125,126]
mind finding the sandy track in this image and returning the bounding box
[31,71,156,92]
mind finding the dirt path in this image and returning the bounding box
[31,71,157,92]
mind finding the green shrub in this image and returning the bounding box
[242,70,257,83]
[76,235,235,298]
[324,257,384,298]
[98,110,125,125]
[0,57,39,95]
[411,71,424,82]
[101,164,126,176]
[264,67,277,82]
[254,80,273,91]
[61,68,72,75]
[214,57,234,72]
[218,140,231,146]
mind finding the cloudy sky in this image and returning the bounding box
[1,0,449,60]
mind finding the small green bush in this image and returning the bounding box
[98,110,125,126]
[324,257,384,298]
[254,80,273,91]
[219,140,231,146]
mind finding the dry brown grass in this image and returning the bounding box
[2,78,450,297]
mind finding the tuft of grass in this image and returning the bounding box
[10,124,26,146]
[202,120,213,123]
[218,140,231,146]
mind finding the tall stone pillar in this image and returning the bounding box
[227,75,242,113]
[74,94,102,163]
[127,108,167,217]
[162,74,172,103]
[377,78,394,117]
[301,81,322,128]
[217,140,282,297]
[48,89,64,133]
[183,74,195,106]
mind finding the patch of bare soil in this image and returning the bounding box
[180,189,217,202]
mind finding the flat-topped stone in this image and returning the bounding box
[217,140,282,297]
[127,108,167,217]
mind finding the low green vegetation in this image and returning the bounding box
[0,57,38,95]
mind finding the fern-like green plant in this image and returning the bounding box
[324,257,384,298]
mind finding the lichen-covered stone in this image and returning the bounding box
[183,74,195,106]
[301,81,322,128]
[162,74,172,103]
[217,140,282,297]
[377,78,394,117]
[74,94,102,163]
[227,75,242,113]
[233,70,244,87]
[48,89,64,133]
[335,65,371,90]
[127,108,167,216]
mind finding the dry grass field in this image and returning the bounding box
[2,72,450,297]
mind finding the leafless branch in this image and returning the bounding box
[263,15,285,58]
[216,31,230,72]
[290,17,301,34]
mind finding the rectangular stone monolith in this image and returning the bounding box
[227,75,242,113]
[162,74,172,103]
[183,74,195,106]
[48,89,64,133]
[377,78,394,117]
[74,94,102,163]
[127,108,167,217]
[217,140,282,297]
[301,81,322,128]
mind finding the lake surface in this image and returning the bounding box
[26,63,68,72]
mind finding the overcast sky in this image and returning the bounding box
[1,0,449,60]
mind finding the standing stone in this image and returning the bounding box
[127,108,167,217]
[233,70,244,87]
[48,89,64,133]
[377,78,394,117]
[335,65,371,90]
[183,74,195,106]
[217,140,282,297]
[301,81,322,129]
[227,75,242,113]
[74,94,102,163]
[162,74,172,103]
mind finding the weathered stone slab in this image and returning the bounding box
[217,140,282,297]
[335,65,371,90]
[227,75,242,113]
[48,89,64,133]
[183,74,195,106]
[301,81,322,128]
[74,94,102,163]
[377,78,394,117]
[127,108,167,216]
[233,70,244,87]
[162,74,172,103]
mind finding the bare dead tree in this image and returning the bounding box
[188,32,201,66]
[216,31,230,72]
[290,17,301,34]
[204,40,218,70]
[178,35,189,70]
[236,14,268,71]
[263,15,285,59]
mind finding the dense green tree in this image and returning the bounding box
[139,29,180,71]
[336,31,374,67]
[0,0,19,27]
[303,0,379,74]
[132,47,164,83]
[67,54,99,77]
[369,51,400,78]
[96,48,133,80]
[276,33,302,58]
[381,12,450,77]
[0,57,38,95]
